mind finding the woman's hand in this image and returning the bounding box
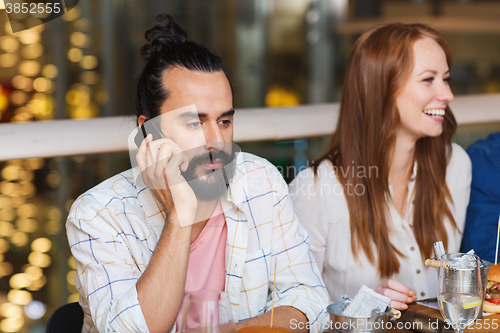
[375,279,417,310]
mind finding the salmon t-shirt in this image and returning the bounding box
[175,202,227,329]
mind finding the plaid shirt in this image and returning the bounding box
[67,152,330,333]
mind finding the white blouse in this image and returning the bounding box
[289,143,472,302]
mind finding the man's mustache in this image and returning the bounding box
[186,150,234,169]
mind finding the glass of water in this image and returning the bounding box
[178,290,236,333]
[437,253,483,333]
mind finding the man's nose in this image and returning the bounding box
[203,123,225,151]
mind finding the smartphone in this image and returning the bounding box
[134,119,163,147]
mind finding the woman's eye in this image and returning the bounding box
[188,122,201,128]
[443,77,452,82]
[423,77,434,82]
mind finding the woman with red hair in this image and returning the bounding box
[290,23,471,310]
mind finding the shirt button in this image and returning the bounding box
[416,269,421,274]
[421,292,425,297]
[410,247,415,251]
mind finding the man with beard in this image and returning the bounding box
[66,14,329,333]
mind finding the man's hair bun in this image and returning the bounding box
[140,14,189,61]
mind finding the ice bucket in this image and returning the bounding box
[327,295,399,333]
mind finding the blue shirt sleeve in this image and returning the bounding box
[461,133,500,263]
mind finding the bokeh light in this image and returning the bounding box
[19,60,41,76]
[21,43,44,59]
[18,30,40,44]
[7,289,32,305]
[68,48,83,62]
[24,300,46,320]
[0,53,18,67]
[70,32,88,47]
[80,55,98,69]
[42,64,58,78]
[9,273,33,289]
[10,231,29,247]
[31,238,52,252]
[28,252,51,267]
[1,37,19,52]
[15,218,38,233]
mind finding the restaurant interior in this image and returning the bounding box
[1,0,500,332]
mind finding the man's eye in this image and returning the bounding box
[423,77,434,82]
[220,119,232,126]
[188,122,201,128]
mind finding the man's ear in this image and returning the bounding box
[138,115,148,127]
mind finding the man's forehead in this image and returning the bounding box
[159,104,234,119]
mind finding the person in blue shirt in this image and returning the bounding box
[461,132,500,262]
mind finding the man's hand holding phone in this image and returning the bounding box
[136,134,197,228]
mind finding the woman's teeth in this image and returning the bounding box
[423,109,445,117]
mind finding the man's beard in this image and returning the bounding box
[181,148,237,202]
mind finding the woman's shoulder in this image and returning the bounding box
[447,142,472,184]
[449,143,472,170]
[292,160,338,185]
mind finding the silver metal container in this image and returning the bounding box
[327,295,397,333]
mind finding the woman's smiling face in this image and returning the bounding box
[395,37,454,144]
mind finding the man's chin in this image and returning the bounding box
[187,179,228,202]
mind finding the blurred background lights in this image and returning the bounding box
[67,48,83,62]
[1,165,22,180]
[10,231,29,247]
[15,218,38,233]
[11,75,33,90]
[1,37,19,52]
[9,273,33,289]
[0,238,10,253]
[66,270,76,285]
[0,181,18,195]
[47,206,61,221]
[0,317,25,333]
[0,262,14,277]
[19,60,41,76]
[62,6,81,21]
[0,222,14,237]
[18,30,40,44]
[80,55,98,69]
[21,43,44,59]
[24,265,43,279]
[17,203,38,218]
[24,158,44,170]
[80,71,100,85]
[27,275,46,291]
[70,32,88,47]
[26,17,43,28]
[28,252,51,267]
[42,64,58,78]
[46,171,60,187]
[0,303,23,318]
[10,91,29,106]
[0,53,18,67]
[68,256,76,269]
[7,289,32,305]
[33,77,51,92]
[31,238,52,252]
[24,300,46,320]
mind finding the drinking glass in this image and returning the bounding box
[178,290,236,333]
[437,253,483,333]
